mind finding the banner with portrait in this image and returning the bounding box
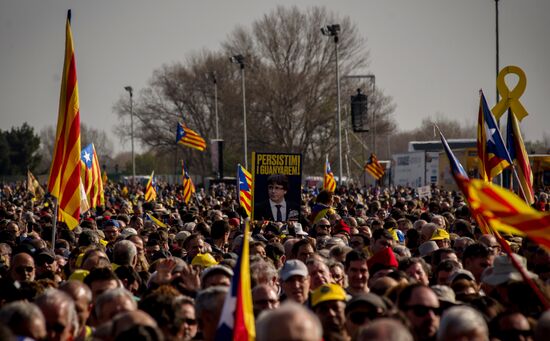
[251,152,302,222]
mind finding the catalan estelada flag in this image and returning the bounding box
[364,153,385,180]
[176,122,206,151]
[506,111,534,204]
[182,161,195,204]
[47,10,82,229]
[477,90,512,181]
[323,157,337,192]
[439,128,491,234]
[237,164,253,217]
[215,221,255,341]
[309,202,332,225]
[462,178,550,251]
[144,171,157,202]
[80,143,104,209]
[146,213,167,228]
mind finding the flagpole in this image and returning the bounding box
[51,198,58,251]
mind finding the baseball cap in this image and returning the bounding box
[448,269,476,283]
[120,227,138,239]
[431,228,450,241]
[279,259,308,281]
[191,253,218,268]
[200,265,234,283]
[345,293,388,314]
[311,283,347,308]
[103,219,120,228]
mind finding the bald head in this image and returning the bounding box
[10,253,35,282]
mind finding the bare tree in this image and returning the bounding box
[114,6,396,177]
[39,124,114,173]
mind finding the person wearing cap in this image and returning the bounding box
[201,265,233,289]
[102,220,121,243]
[430,228,451,249]
[344,293,388,339]
[311,283,350,341]
[35,249,58,280]
[279,259,310,305]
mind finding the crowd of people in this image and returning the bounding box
[0,179,549,341]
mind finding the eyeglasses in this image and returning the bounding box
[182,318,197,325]
[318,225,331,229]
[15,266,34,275]
[404,305,441,317]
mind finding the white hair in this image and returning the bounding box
[437,306,488,341]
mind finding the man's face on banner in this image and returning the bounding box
[268,183,287,203]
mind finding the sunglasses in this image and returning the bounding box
[47,322,66,334]
[15,266,34,275]
[349,310,380,324]
[405,305,441,317]
[318,225,331,228]
[182,318,197,325]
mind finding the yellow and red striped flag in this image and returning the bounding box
[215,221,255,340]
[463,178,550,251]
[144,171,157,202]
[365,153,385,180]
[323,157,337,192]
[237,164,253,217]
[47,10,82,229]
[80,143,104,209]
[176,122,207,151]
[182,161,195,204]
[506,111,534,204]
[27,170,45,200]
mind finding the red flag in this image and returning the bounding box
[47,10,82,229]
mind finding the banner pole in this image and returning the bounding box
[51,198,58,251]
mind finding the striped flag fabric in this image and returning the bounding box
[323,157,337,192]
[506,111,535,204]
[80,143,104,209]
[477,90,512,181]
[215,221,255,341]
[309,202,331,225]
[182,161,195,204]
[463,178,550,251]
[365,153,385,180]
[438,128,491,235]
[47,10,82,229]
[27,170,45,200]
[146,213,167,228]
[144,171,157,202]
[176,122,207,151]
[237,164,253,217]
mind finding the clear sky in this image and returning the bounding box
[1,0,548,153]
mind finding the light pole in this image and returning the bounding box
[124,86,135,186]
[230,54,248,169]
[322,24,343,185]
[207,72,220,139]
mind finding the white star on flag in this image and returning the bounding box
[83,151,91,163]
[484,121,496,145]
